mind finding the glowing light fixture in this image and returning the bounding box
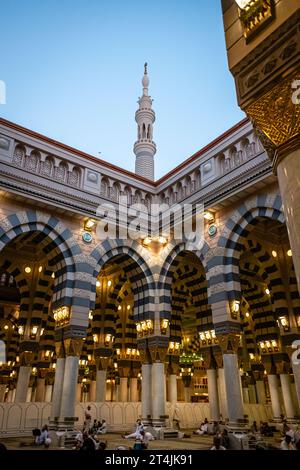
[88,310,93,320]
[142,235,168,249]
[96,280,101,287]
[287,249,292,257]
[107,280,112,287]
[18,326,24,335]
[245,312,250,318]
[272,250,277,258]
[53,306,70,327]
[265,288,270,295]
[235,0,253,8]
[38,266,43,273]
[84,218,96,231]
[118,305,121,311]
[51,272,55,279]
[93,334,98,343]
[127,305,131,311]
[4,324,8,330]
[203,211,215,223]
[24,266,31,274]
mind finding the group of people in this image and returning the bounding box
[83,406,107,434]
[193,418,229,450]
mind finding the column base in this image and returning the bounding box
[151,417,167,427]
[49,417,79,431]
[225,422,249,431]
[286,417,300,424]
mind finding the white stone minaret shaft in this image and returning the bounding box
[134,63,156,180]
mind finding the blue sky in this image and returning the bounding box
[0,0,245,179]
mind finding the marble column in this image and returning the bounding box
[45,384,53,402]
[248,384,257,404]
[0,384,6,402]
[119,377,128,402]
[256,380,266,404]
[96,370,106,402]
[280,374,296,420]
[59,355,80,423]
[7,389,14,402]
[242,387,249,404]
[168,374,177,403]
[267,374,282,420]
[26,387,32,402]
[112,381,117,401]
[152,362,166,423]
[207,369,220,421]
[223,354,244,424]
[183,386,191,402]
[35,378,46,402]
[76,383,81,402]
[141,363,152,421]
[218,368,228,420]
[277,147,300,291]
[50,357,65,422]
[89,380,96,402]
[130,377,139,402]
[15,366,31,402]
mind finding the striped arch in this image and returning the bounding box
[240,240,289,318]
[90,240,155,320]
[213,194,284,302]
[158,241,210,319]
[0,211,83,309]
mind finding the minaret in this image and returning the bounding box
[134,63,156,181]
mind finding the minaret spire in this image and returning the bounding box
[134,63,156,181]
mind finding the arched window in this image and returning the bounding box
[142,124,146,138]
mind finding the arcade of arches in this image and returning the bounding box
[1,195,300,430]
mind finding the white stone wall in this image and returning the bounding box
[0,402,272,437]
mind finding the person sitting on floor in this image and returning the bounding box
[139,430,155,449]
[36,425,51,447]
[97,419,107,434]
[280,434,295,450]
[123,419,144,439]
[194,420,208,435]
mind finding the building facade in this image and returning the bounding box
[0,59,300,435]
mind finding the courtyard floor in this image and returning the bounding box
[0,431,282,451]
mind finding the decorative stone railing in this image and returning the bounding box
[0,118,271,214]
[0,401,272,436]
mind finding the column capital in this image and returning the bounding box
[148,337,169,363]
[95,356,110,371]
[19,350,35,366]
[63,338,83,357]
[246,73,300,170]
[55,341,65,359]
[216,333,241,355]
[201,348,215,369]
